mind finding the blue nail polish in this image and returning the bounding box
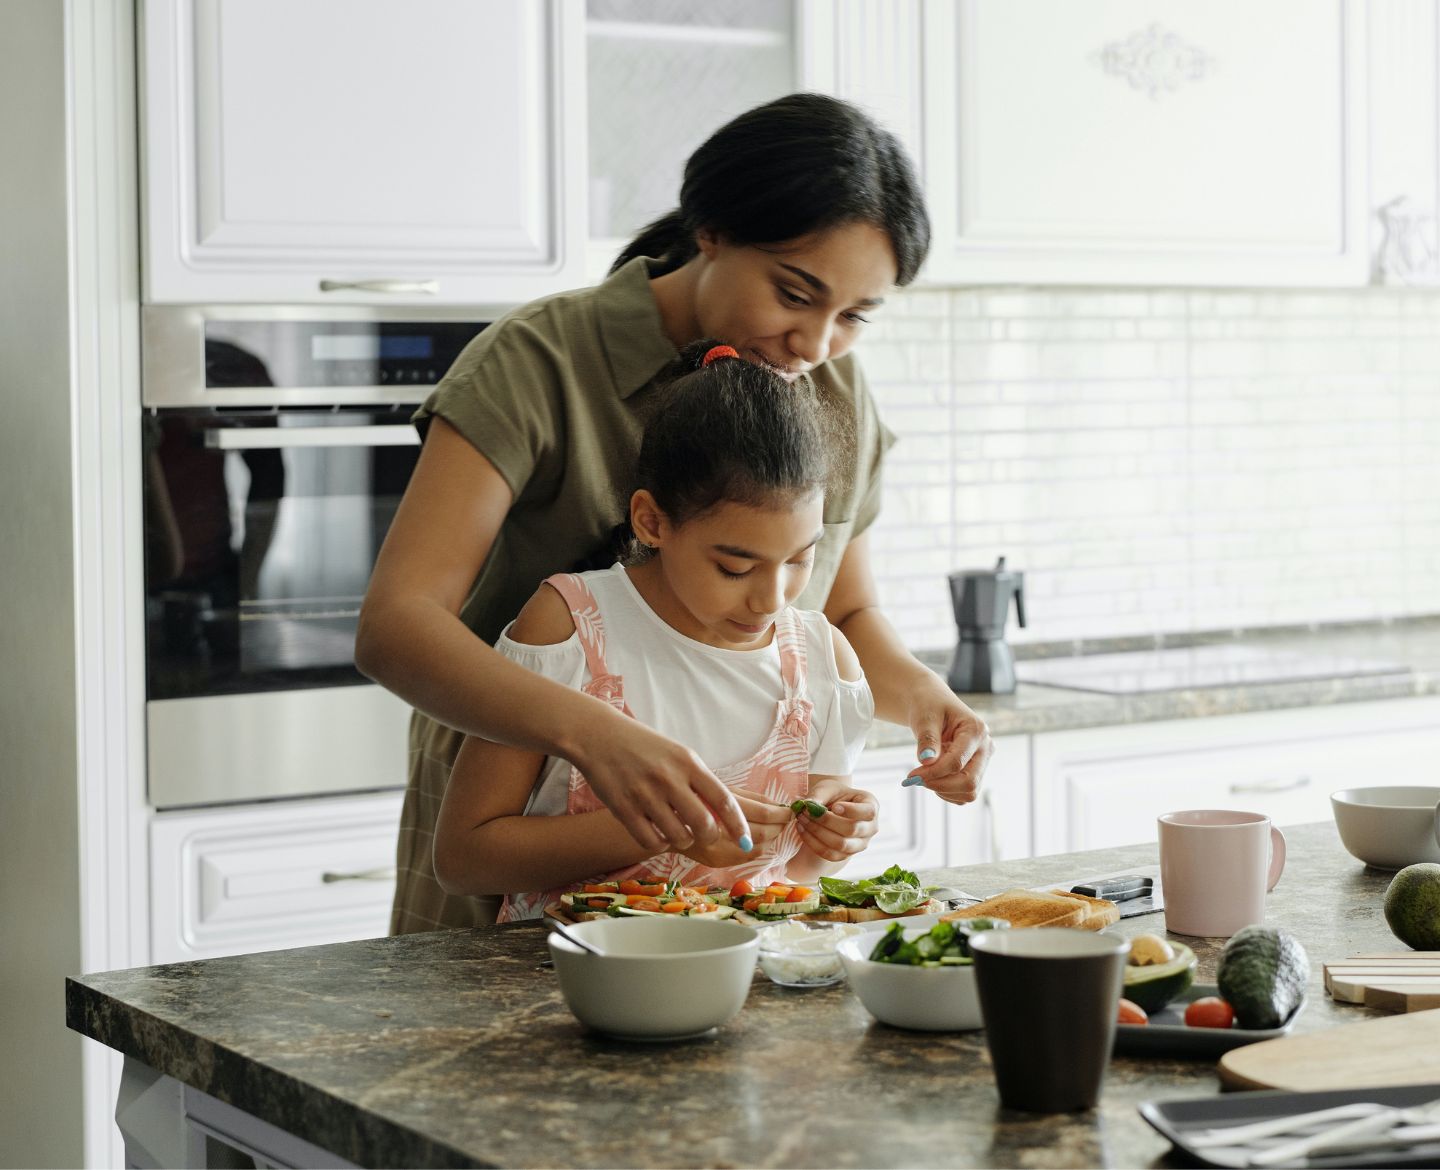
[738,834,754,851]
[902,775,922,788]
[919,748,938,762]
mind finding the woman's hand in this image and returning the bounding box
[681,789,793,869]
[899,680,993,806]
[795,778,879,863]
[566,710,756,854]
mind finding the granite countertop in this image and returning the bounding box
[871,614,1440,744]
[68,822,1403,1169]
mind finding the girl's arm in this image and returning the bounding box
[356,417,749,853]
[823,531,994,805]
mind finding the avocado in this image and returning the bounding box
[1215,924,1309,1030]
[1122,940,1196,1012]
[1384,863,1440,950]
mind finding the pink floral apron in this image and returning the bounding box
[498,572,815,921]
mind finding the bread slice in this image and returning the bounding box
[1047,889,1120,931]
[832,898,946,924]
[939,888,1089,929]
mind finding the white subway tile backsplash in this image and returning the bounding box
[865,286,1440,649]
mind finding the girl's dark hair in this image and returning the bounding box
[611,92,930,286]
[618,340,833,562]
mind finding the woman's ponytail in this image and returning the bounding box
[609,209,697,276]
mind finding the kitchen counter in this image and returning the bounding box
[68,821,1404,1169]
[879,614,1440,743]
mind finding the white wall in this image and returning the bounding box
[865,286,1440,649]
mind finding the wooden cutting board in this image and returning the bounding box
[1324,953,1440,1013]
[1219,1007,1440,1090]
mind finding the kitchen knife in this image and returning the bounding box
[1071,874,1152,902]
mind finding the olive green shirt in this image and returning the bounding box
[391,256,897,934]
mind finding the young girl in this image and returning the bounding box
[432,342,879,918]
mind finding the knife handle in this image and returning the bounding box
[1072,875,1151,902]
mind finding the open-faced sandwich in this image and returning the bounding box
[554,878,738,921]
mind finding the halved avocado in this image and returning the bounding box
[1122,940,1197,1012]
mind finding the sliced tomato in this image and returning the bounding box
[1184,998,1236,1029]
[1117,998,1148,1026]
[741,896,762,912]
[581,883,617,894]
[660,901,688,913]
[730,879,754,898]
[619,879,665,897]
[627,897,662,913]
[585,898,611,909]
[785,886,814,903]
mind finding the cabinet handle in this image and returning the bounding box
[321,867,397,884]
[318,279,439,295]
[1228,776,1312,795]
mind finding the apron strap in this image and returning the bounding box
[774,607,809,699]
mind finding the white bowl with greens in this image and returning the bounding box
[837,917,1009,1031]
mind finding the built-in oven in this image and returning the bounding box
[141,306,498,807]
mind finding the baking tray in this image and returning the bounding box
[1115,984,1304,1056]
[1139,1083,1440,1168]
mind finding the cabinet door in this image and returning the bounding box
[944,733,1033,867]
[142,0,585,304]
[150,792,402,963]
[919,0,1368,286]
[852,745,948,872]
[1033,698,1440,855]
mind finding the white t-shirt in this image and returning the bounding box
[496,564,874,816]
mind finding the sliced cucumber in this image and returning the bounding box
[751,897,822,917]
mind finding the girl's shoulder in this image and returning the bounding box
[788,607,863,684]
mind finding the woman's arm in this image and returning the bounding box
[356,417,748,853]
[822,532,993,805]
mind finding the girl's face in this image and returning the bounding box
[690,221,898,382]
[630,490,826,649]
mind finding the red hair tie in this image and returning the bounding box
[701,344,740,368]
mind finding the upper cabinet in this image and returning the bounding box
[140,0,586,304]
[918,0,1369,287]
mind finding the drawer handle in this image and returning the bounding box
[321,867,397,884]
[1229,777,1312,795]
[318,279,438,295]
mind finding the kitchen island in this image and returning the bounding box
[67,821,1402,1169]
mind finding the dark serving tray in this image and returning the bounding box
[1139,1083,1440,1169]
[1114,984,1304,1057]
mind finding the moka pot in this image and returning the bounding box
[947,556,1026,694]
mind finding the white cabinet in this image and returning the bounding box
[1032,697,1440,855]
[918,0,1369,287]
[855,733,1031,874]
[140,0,586,304]
[150,792,402,964]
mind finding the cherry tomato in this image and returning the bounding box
[730,879,754,898]
[660,901,688,914]
[1117,998,1148,1026]
[785,886,814,903]
[1184,997,1237,1029]
[627,897,662,913]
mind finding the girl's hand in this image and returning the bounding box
[900,681,993,806]
[795,780,879,863]
[567,710,753,854]
[681,789,791,869]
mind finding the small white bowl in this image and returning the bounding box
[547,917,758,1040]
[757,920,863,987]
[1332,786,1440,870]
[837,930,984,1031]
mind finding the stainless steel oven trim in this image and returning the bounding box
[203,425,420,450]
[147,685,412,808]
[142,303,509,408]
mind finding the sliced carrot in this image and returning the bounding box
[757,892,780,905]
[766,883,792,898]
[785,886,813,903]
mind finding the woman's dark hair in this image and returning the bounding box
[617,340,833,561]
[611,92,930,286]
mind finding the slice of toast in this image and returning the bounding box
[1046,889,1120,931]
[939,888,1089,929]
[834,898,946,923]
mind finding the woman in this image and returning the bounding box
[356,93,993,933]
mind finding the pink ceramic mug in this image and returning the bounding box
[1157,810,1286,937]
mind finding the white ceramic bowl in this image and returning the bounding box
[756,920,864,987]
[1332,786,1440,870]
[547,917,758,1040]
[837,930,984,1031]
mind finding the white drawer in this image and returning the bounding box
[150,792,402,964]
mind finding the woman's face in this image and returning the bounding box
[631,490,825,650]
[690,221,898,382]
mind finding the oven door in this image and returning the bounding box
[144,407,420,807]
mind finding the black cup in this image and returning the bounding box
[969,928,1130,1112]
